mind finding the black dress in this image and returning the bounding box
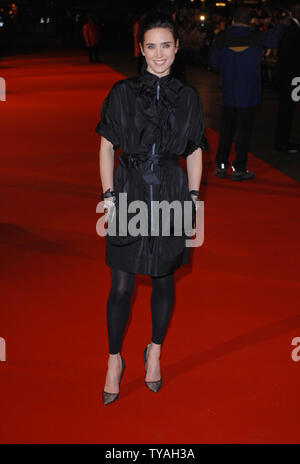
[96,63,206,277]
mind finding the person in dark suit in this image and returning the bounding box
[210,7,276,181]
[274,3,300,153]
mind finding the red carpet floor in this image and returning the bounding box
[0,51,300,444]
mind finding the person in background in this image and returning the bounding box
[214,18,226,37]
[274,3,300,154]
[250,15,260,31]
[274,9,291,42]
[62,9,73,46]
[209,6,277,181]
[83,15,101,63]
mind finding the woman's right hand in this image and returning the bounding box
[104,196,116,224]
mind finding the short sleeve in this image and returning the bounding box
[181,92,206,160]
[95,85,120,150]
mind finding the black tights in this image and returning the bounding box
[107,268,174,354]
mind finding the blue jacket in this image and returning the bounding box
[210,26,277,107]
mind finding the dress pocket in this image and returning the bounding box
[106,194,143,247]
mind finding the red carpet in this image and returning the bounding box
[0,51,300,444]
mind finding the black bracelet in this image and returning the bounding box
[101,188,115,201]
[189,190,200,198]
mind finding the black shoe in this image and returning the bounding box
[232,169,255,181]
[102,355,125,405]
[214,164,227,178]
[144,343,162,393]
[274,143,300,153]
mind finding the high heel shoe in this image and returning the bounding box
[143,343,162,393]
[102,355,125,405]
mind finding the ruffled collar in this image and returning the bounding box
[137,59,182,101]
[134,60,184,153]
[138,60,174,87]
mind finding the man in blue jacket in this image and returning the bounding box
[210,7,277,181]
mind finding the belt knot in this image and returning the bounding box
[119,152,178,169]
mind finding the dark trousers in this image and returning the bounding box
[274,77,297,150]
[216,106,255,171]
[87,45,99,63]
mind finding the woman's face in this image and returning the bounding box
[140,27,179,77]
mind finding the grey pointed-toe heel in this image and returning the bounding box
[143,343,162,393]
[102,355,125,405]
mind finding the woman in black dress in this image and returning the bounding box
[96,11,205,405]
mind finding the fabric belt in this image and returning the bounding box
[118,152,179,185]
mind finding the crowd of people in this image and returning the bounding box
[130,5,299,92]
[173,6,299,77]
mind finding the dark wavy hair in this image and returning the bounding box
[233,7,253,25]
[138,10,179,47]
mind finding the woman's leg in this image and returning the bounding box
[104,268,135,393]
[151,271,175,344]
[146,271,175,381]
[107,268,135,354]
